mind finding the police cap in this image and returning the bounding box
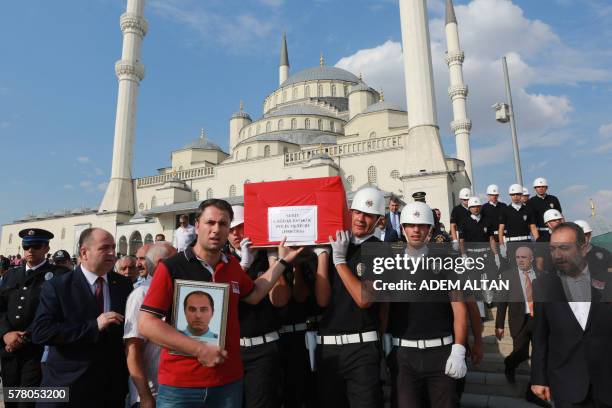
[52,249,71,262]
[18,228,54,244]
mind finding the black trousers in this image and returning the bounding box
[1,353,42,408]
[505,315,533,370]
[316,342,383,408]
[279,331,317,408]
[387,345,458,408]
[241,341,282,408]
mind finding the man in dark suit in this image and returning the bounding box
[531,223,612,408]
[495,246,549,406]
[384,195,402,242]
[32,228,133,407]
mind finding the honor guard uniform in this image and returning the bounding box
[527,178,562,242]
[498,184,539,264]
[481,184,507,244]
[521,187,530,205]
[0,229,67,406]
[227,206,289,408]
[315,187,385,408]
[386,202,468,408]
[534,209,564,275]
[450,188,471,251]
[459,197,497,277]
[575,220,612,276]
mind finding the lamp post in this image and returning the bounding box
[492,56,523,186]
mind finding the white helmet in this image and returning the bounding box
[522,187,529,196]
[468,197,482,208]
[533,177,548,187]
[230,205,244,229]
[351,187,385,216]
[486,184,499,195]
[543,209,563,224]
[400,202,434,225]
[508,184,523,195]
[458,188,471,200]
[574,219,593,234]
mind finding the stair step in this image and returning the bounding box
[469,354,531,375]
[461,393,543,408]
[464,372,530,398]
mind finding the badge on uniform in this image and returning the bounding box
[44,272,54,281]
[592,279,606,290]
[356,263,366,277]
[523,215,527,221]
[549,203,554,208]
[231,281,240,294]
[483,227,488,233]
[596,252,604,260]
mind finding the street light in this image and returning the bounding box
[492,56,523,186]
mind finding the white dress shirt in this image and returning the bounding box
[517,268,536,314]
[25,259,47,273]
[560,266,591,330]
[173,225,196,252]
[81,266,110,313]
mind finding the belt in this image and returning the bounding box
[505,236,531,242]
[279,323,308,334]
[493,230,499,235]
[316,331,379,345]
[240,331,280,347]
[392,334,453,349]
[466,247,490,253]
[538,227,550,232]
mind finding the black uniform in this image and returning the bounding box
[236,250,283,408]
[0,261,67,408]
[499,204,535,240]
[458,215,497,280]
[586,245,611,277]
[481,202,507,242]
[450,205,470,239]
[317,236,382,408]
[387,253,461,408]
[527,194,562,241]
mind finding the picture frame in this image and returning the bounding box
[170,279,230,355]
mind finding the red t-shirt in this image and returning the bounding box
[141,254,254,388]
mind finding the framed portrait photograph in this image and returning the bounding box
[171,279,230,355]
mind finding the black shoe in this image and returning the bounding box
[504,363,516,384]
[525,387,552,407]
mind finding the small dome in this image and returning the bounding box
[348,82,375,95]
[182,129,224,151]
[364,100,404,114]
[281,66,360,87]
[231,111,252,120]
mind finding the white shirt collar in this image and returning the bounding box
[81,265,108,286]
[537,194,547,199]
[405,244,429,258]
[511,202,522,211]
[488,201,497,207]
[518,267,536,278]
[351,233,375,245]
[471,214,481,222]
[26,259,47,271]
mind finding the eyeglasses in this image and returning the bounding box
[23,243,44,251]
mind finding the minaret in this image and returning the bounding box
[279,33,289,86]
[99,0,147,215]
[398,0,447,173]
[445,0,474,191]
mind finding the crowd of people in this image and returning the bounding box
[0,176,610,408]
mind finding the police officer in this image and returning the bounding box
[521,187,530,205]
[226,205,290,408]
[527,178,562,242]
[481,184,507,245]
[459,197,498,284]
[51,249,74,272]
[315,187,385,408]
[450,188,471,252]
[534,209,565,273]
[498,184,539,263]
[575,219,612,275]
[0,229,67,408]
[386,201,468,408]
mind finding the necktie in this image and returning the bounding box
[95,277,104,314]
[523,271,534,317]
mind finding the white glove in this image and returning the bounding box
[313,247,331,257]
[499,244,507,259]
[329,230,350,266]
[444,344,467,379]
[452,240,459,251]
[494,254,501,269]
[239,238,255,269]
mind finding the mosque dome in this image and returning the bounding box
[348,82,376,94]
[231,101,252,120]
[182,129,224,151]
[281,66,360,87]
[364,99,404,114]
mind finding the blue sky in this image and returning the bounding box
[0,0,610,229]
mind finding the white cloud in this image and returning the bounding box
[599,123,612,138]
[561,184,588,195]
[77,156,90,164]
[97,182,108,192]
[94,167,104,176]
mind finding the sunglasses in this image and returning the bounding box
[23,243,45,251]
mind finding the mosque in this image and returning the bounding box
[1,0,475,257]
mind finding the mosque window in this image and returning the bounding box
[151,196,157,208]
[282,91,287,103]
[305,86,310,97]
[266,121,271,132]
[206,188,213,199]
[264,145,271,157]
[256,124,260,134]
[292,88,298,99]
[369,131,377,139]
[291,118,297,130]
[318,119,323,130]
[391,170,400,179]
[331,85,336,97]
[229,185,236,197]
[344,85,348,96]
[347,175,355,187]
[318,84,323,97]
[138,203,144,211]
[8,233,12,244]
[330,122,336,132]
[278,119,284,130]
[367,166,377,185]
[283,147,288,154]
[61,228,66,239]
[246,147,253,159]
[144,234,153,244]
[194,190,200,200]
[305,118,310,129]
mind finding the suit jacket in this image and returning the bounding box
[384,212,403,242]
[531,270,612,404]
[31,268,133,403]
[495,267,541,338]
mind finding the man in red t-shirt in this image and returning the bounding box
[139,199,302,407]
